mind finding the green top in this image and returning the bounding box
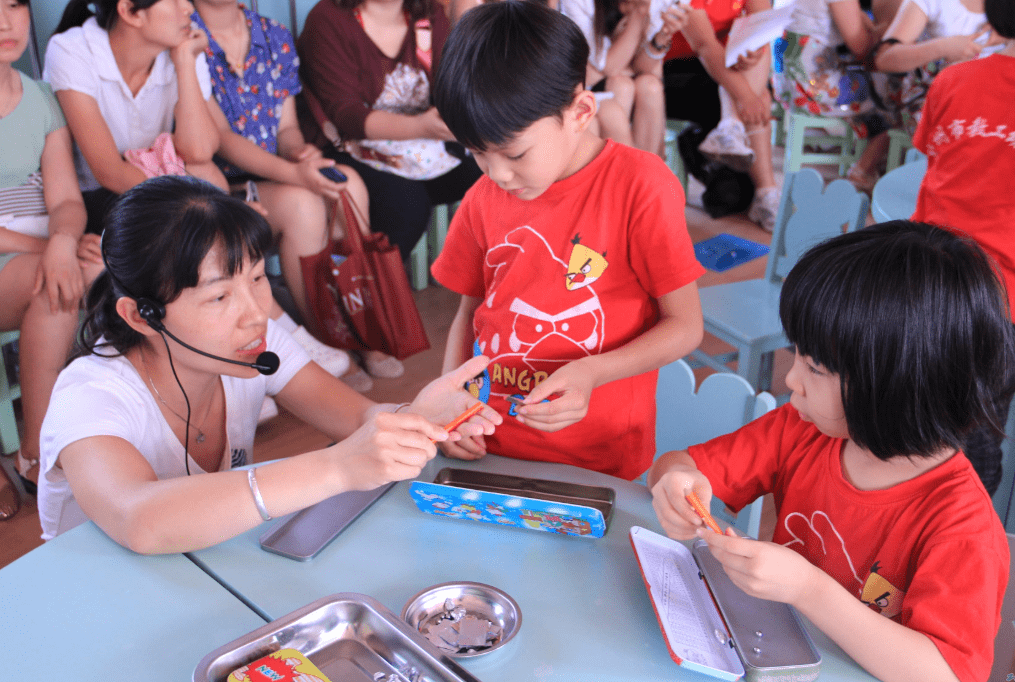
[1,71,66,189]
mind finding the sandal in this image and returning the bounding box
[340,366,374,393]
[16,449,39,494]
[0,461,20,520]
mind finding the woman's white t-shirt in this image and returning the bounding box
[42,17,214,191]
[909,0,985,38]
[37,319,310,540]
[786,0,852,47]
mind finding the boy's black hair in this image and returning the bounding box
[986,0,1015,40]
[432,1,589,151]
[780,220,1015,463]
[78,175,272,358]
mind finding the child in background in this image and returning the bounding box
[559,0,686,155]
[909,0,1015,495]
[190,0,398,391]
[772,0,890,192]
[431,1,705,481]
[650,222,1014,682]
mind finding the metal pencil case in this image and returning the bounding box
[193,593,483,682]
[692,539,822,682]
[409,468,615,538]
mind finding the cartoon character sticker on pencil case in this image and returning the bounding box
[410,482,607,537]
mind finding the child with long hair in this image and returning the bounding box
[649,221,1014,682]
[0,0,102,514]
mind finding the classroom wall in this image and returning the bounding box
[24,0,318,74]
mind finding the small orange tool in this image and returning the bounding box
[686,491,722,534]
[434,403,485,441]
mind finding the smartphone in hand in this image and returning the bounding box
[319,167,348,183]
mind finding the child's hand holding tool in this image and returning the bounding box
[649,459,716,541]
[510,360,592,432]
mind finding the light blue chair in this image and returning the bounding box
[687,168,870,392]
[655,359,777,538]
[992,399,1015,532]
[0,330,21,456]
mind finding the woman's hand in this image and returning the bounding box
[732,45,767,72]
[293,144,346,201]
[331,410,448,491]
[653,5,690,48]
[419,108,455,141]
[696,530,823,607]
[651,462,715,540]
[733,89,770,127]
[170,28,210,66]
[77,233,103,265]
[34,233,84,313]
[410,355,502,440]
[939,30,986,64]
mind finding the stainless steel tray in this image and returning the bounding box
[194,593,484,682]
[259,483,395,561]
[433,468,615,521]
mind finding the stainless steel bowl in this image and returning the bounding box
[401,582,522,658]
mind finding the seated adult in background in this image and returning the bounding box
[45,0,225,234]
[560,0,685,157]
[772,0,891,192]
[191,0,399,388]
[0,0,103,516]
[873,0,1000,133]
[662,0,781,231]
[296,0,483,262]
[37,176,501,552]
[46,0,357,389]
[908,0,1015,496]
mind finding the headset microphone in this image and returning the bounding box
[143,313,280,376]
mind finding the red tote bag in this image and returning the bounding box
[300,191,430,360]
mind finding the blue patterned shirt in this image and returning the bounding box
[192,6,301,178]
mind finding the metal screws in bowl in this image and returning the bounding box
[401,582,521,657]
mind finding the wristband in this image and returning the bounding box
[644,44,667,59]
[247,468,272,521]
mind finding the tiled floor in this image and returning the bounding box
[0,169,799,568]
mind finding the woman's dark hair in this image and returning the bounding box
[780,220,1015,466]
[335,0,432,22]
[986,0,1015,40]
[433,0,588,151]
[79,175,272,357]
[55,0,161,33]
[592,0,623,52]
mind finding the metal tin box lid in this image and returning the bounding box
[692,540,822,682]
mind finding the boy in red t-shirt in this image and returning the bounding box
[650,223,1015,682]
[430,1,705,480]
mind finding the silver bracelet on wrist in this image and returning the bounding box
[247,468,272,521]
[393,402,411,413]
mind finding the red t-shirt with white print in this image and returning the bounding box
[432,140,705,480]
[688,404,1009,682]
[912,54,1015,313]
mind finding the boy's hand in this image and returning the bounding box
[439,433,487,461]
[513,360,594,432]
[940,30,984,64]
[651,466,714,540]
[696,530,821,607]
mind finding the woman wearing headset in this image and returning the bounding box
[37,175,500,553]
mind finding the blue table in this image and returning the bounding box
[871,158,926,223]
[190,453,876,682]
[0,521,268,680]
